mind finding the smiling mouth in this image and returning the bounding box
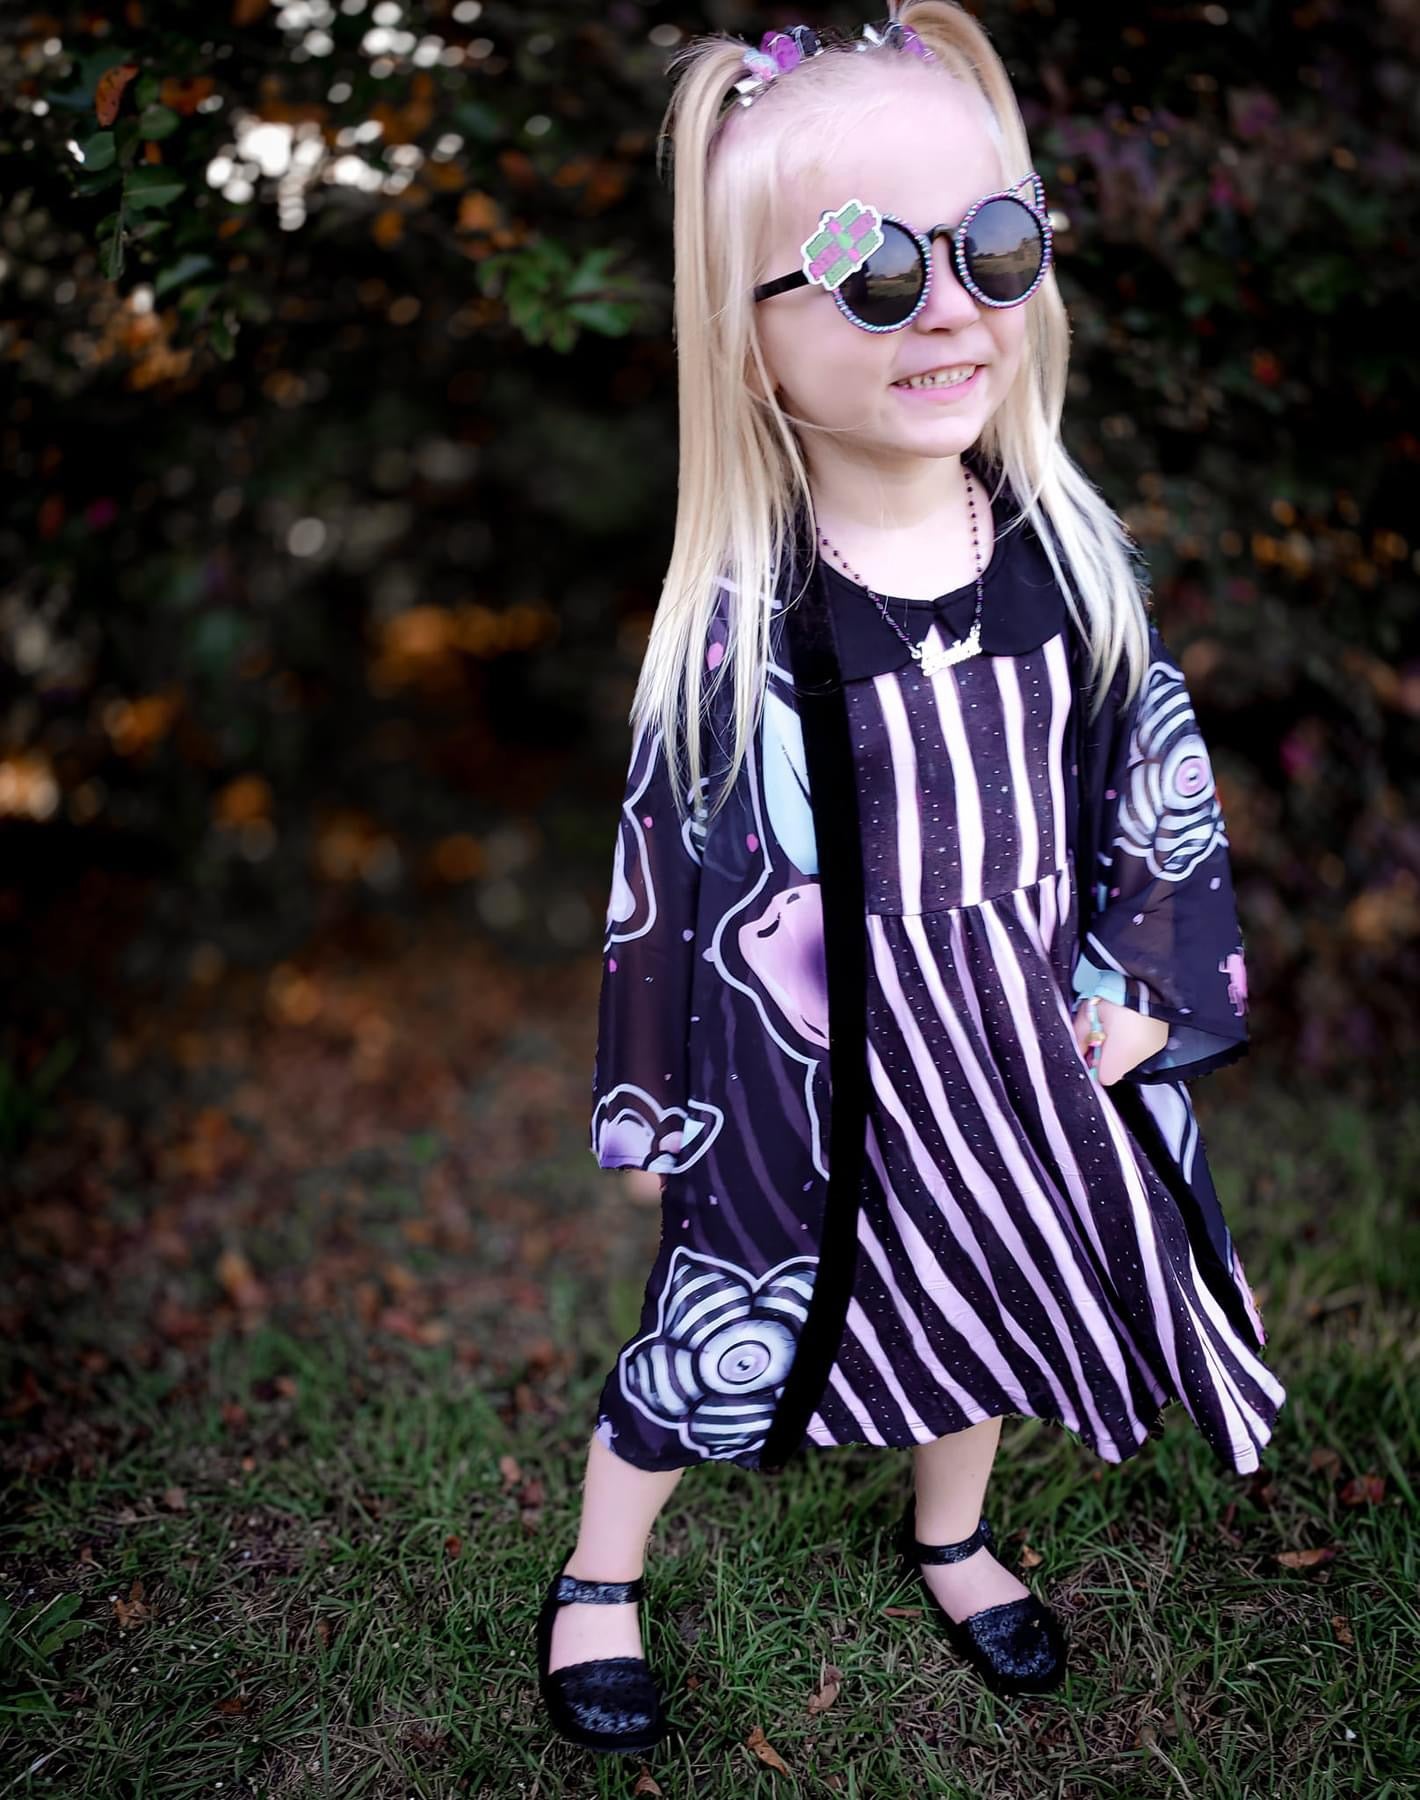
[891,365,981,390]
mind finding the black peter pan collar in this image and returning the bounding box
[816,472,1068,682]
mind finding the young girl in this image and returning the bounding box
[536,3,1287,1755]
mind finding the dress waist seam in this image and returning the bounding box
[866,858,1073,919]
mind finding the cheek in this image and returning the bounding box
[985,310,1029,382]
[760,301,888,418]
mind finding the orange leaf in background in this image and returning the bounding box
[1338,1472,1386,1506]
[159,73,215,115]
[431,834,484,884]
[232,0,269,25]
[103,691,183,758]
[497,149,537,192]
[217,1247,267,1311]
[423,162,466,193]
[457,191,502,234]
[580,162,631,214]
[372,209,405,249]
[215,773,272,826]
[552,156,594,189]
[1251,348,1282,387]
[96,62,140,127]
[0,753,60,822]
[372,88,434,146]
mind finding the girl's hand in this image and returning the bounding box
[1072,996,1169,1086]
[625,1168,664,1206]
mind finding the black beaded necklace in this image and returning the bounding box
[817,465,985,676]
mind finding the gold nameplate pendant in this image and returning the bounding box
[917,620,983,676]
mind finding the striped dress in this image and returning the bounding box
[801,541,1283,1473]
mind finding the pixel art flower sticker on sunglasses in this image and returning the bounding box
[799,198,884,292]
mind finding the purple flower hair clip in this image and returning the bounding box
[731,18,935,111]
[732,24,824,109]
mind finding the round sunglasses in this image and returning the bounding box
[752,173,1053,332]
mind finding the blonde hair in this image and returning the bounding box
[634,0,1151,828]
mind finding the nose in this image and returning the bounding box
[913,227,977,325]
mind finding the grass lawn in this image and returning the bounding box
[3,959,1416,1798]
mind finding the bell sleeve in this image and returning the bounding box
[588,711,708,1172]
[1071,619,1251,1083]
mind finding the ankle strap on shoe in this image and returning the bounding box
[555,1571,645,1605]
[911,1514,994,1564]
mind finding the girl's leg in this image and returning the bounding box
[546,1429,687,1676]
[910,1416,1032,1619]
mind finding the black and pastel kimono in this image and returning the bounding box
[588,473,1284,1478]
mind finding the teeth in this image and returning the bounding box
[895,366,978,390]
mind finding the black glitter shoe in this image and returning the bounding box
[534,1551,669,1755]
[897,1498,1068,1697]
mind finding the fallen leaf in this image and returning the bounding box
[1,1368,45,1419]
[806,1662,842,1714]
[1338,1472,1385,1507]
[745,1725,791,1774]
[1275,1545,1340,1570]
[1246,1473,1278,1509]
[113,1577,150,1628]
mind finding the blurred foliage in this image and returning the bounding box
[0,0,1417,1121]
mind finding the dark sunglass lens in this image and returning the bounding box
[962,197,1046,302]
[838,221,924,327]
